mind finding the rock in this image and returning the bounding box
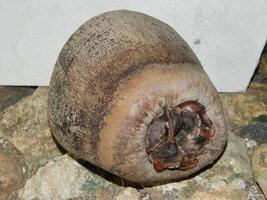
[252,144,267,197]
[256,172,267,198]
[229,178,246,190]
[36,185,123,200]
[15,155,112,200]
[0,87,63,171]
[188,189,248,200]
[0,138,29,200]
[256,171,267,198]
[220,91,267,126]
[115,188,140,200]
[240,123,267,143]
[246,139,258,149]
[215,132,251,178]
[92,186,122,200]
[247,185,267,200]
[0,86,35,114]
[254,114,267,123]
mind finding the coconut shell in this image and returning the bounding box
[48,10,227,184]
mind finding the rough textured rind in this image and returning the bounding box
[48,10,227,183]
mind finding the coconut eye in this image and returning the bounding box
[145,101,215,173]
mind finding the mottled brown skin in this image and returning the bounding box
[48,10,227,184]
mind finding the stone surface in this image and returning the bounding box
[220,91,267,126]
[187,190,248,200]
[0,87,62,171]
[58,185,124,200]
[0,138,29,200]
[240,123,267,143]
[15,155,111,200]
[115,188,140,200]
[252,144,267,197]
[254,114,267,123]
[0,86,35,114]
[246,139,258,149]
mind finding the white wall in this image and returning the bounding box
[0,0,266,92]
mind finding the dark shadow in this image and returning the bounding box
[0,86,37,112]
[248,42,267,86]
[256,181,266,199]
[51,134,68,155]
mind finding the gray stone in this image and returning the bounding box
[16,155,111,200]
[0,87,63,171]
[246,139,258,149]
[254,114,267,123]
[115,188,140,200]
[240,123,267,143]
[0,138,29,200]
[220,91,267,127]
[252,144,267,198]
[229,178,246,190]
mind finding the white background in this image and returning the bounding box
[0,0,266,92]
